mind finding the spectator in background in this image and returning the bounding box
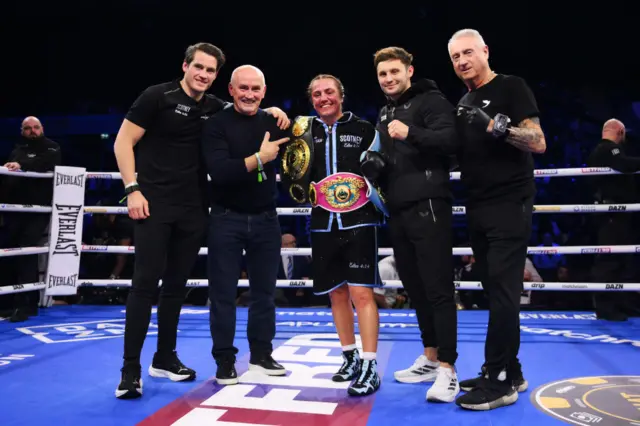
[79,205,134,305]
[532,232,566,282]
[278,233,311,307]
[0,116,61,322]
[455,253,486,310]
[522,257,542,306]
[587,118,640,321]
[375,256,408,309]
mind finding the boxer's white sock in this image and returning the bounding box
[342,344,357,352]
[362,352,376,360]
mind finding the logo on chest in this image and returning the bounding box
[339,134,363,148]
[175,104,191,117]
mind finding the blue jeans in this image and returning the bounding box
[207,204,281,360]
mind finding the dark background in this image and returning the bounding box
[1,2,639,294]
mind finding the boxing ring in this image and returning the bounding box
[0,166,639,426]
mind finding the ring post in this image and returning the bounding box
[44,166,87,296]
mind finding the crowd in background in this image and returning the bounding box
[1,77,640,316]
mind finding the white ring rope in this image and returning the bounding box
[1,165,639,297]
[2,244,639,258]
[0,280,637,296]
[77,244,640,256]
[2,203,639,215]
[2,166,640,181]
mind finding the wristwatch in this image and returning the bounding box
[124,183,140,195]
[492,113,511,137]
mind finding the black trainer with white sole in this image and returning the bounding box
[148,351,196,382]
[216,357,239,385]
[455,377,518,410]
[115,367,143,399]
[249,354,286,376]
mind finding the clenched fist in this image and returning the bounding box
[388,120,409,140]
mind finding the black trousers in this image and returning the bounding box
[123,202,207,369]
[0,213,50,310]
[466,196,533,381]
[591,213,636,317]
[207,205,281,360]
[388,198,457,364]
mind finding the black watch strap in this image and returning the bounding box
[124,183,140,195]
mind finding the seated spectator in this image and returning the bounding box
[278,233,312,307]
[374,256,408,309]
[532,232,566,282]
[522,257,542,305]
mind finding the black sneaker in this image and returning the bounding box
[455,377,518,410]
[348,359,381,396]
[460,365,528,393]
[333,349,361,382]
[216,357,239,385]
[115,366,143,399]
[148,351,196,382]
[249,354,286,376]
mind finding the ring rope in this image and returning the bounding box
[2,244,639,258]
[2,203,639,215]
[1,165,639,297]
[2,166,640,181]
[0,280,637,296]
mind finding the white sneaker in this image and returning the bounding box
[394,355,439,383]
[426,366,460,403]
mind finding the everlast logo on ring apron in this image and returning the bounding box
[52,204,82,256]
[280,116,314,203]
[45,166,87,297]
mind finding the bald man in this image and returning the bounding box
[201,64,291,385]
[1,116,61,322]
[587,118,640,321]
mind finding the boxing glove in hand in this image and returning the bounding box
[360,151,387,182]
[458,105,511,138]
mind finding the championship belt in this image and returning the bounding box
[281,116,314,203]
[309,172,370,213]
[360,130,389,217]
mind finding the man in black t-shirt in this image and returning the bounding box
[447,29,547,411]
[201,65,290,385]
[587,119,640,321]
[113,44,290,399]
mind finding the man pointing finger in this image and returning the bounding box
[201,64,291,385]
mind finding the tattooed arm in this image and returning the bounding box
[491,116,546,154]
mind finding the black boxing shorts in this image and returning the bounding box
[310,223,382,295]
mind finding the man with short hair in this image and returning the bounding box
[113,44,289,399]
[362,46,460,402]
[202,65,290,385]
[448,28,546,410]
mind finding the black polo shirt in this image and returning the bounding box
[125,80,226,207]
